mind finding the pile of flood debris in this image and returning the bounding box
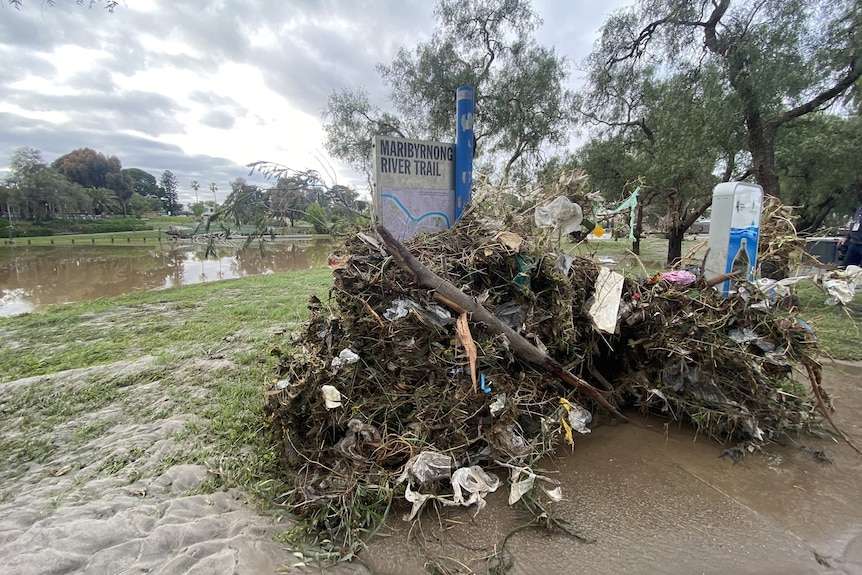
[264,203,832,552]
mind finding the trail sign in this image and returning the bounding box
[372,135,455,241]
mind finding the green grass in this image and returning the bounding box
[793,282,862,360]
[0,268,333,382]
[3,229,174,247]
[0,267,335,501]
[1,216,322,247]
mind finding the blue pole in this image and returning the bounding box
[455,85,474,221]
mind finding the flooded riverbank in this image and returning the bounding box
[0,239,332,316]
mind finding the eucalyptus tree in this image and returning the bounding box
[584,0,862,206]
[323,0,574,185]
[321,88,406,179]
[578,63,746,263]
[224,177,266,226]
[776,113,862,231]
[265,175,312,227]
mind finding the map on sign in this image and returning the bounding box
[380,188,453,241]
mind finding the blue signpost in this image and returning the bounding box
[455,85,474,221]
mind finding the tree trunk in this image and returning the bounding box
[796,194,837,233]
[631,203,643,256]
[746,112,781,199]
[666,227,684,266]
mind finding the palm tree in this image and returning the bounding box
[191,180,200,204]
[87,187,121,216]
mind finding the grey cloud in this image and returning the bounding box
[147,1,253,66]
[0,3,117,51]
[189,91,237,107]
[189,91,246,130]
[198,109,235,130]
[5,88,187,137]
[0,51,56,89]
[189,91,247,115]
[270,1,431,100]
[66,67,117,93]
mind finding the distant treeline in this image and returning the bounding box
[1,217,150,238]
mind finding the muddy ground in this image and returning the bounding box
[360,360,862,575]
[1,356,859,575]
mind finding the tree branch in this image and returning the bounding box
[376,224,629,423]
[769,58,862,129]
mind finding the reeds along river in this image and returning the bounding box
[0,239,333,317]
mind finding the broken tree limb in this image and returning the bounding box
[376,224,629,423]
[705,270,742,287]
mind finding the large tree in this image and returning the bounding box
[578,62,747,263]
[776,113,862,231]
[52,148,133,213]
[265,174,314,228]
[123,168,159,198]
[323,0,574,185]
[585,0,862,204]
[158,170,179,215]
[4,147,88,220]
[223,177,265,226]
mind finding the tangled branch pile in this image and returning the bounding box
[757,195,807,278]
[264,207,825,553]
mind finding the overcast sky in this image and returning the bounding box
[0,0,629,207]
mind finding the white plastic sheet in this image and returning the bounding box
[397,458,501,521]
[397,451,454,485]
[331,348,359,368]
[586,267,625,334]
[535,197,583,236]
[450,466,500,513]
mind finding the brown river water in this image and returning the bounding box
[0,238,332,316]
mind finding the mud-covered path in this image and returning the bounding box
[359,360,862,575]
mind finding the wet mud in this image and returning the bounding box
[359,361,862,575]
